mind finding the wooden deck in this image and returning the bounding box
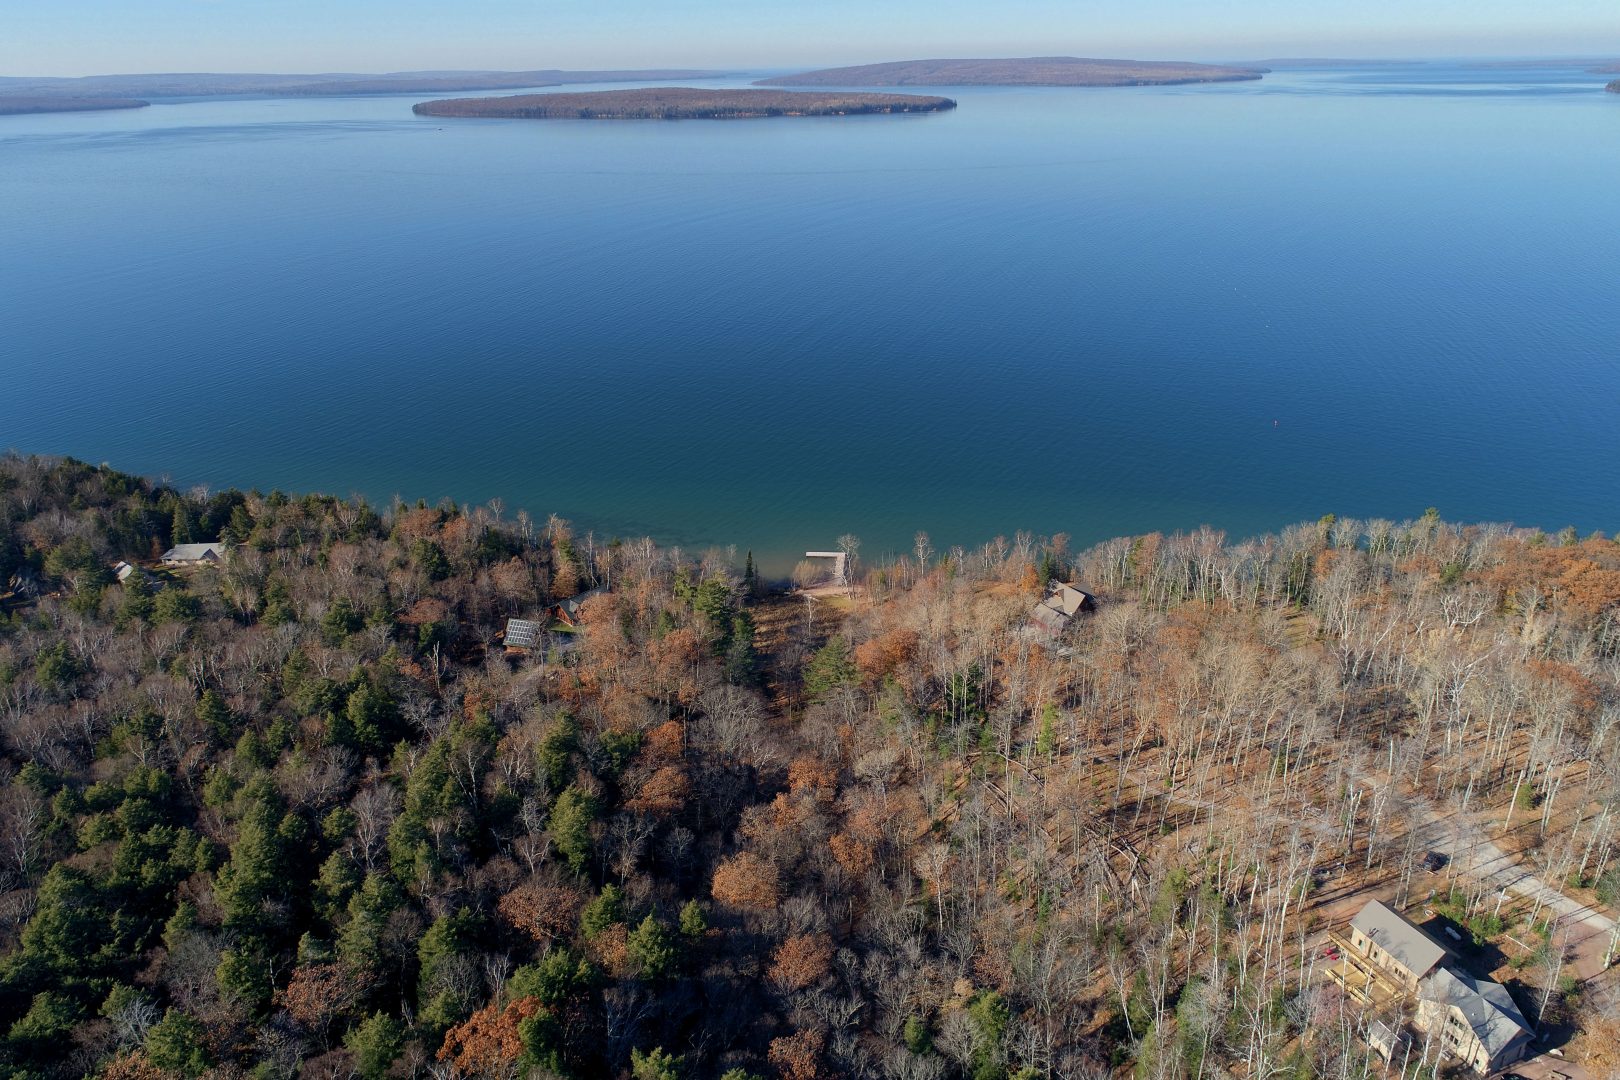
[1322,931,1404,1005]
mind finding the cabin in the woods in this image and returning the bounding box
[160,541,227,566]
[1030,581,1095,636]
[551,589,603,628]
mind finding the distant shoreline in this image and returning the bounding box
[0,97,148,116]
[0,69,726,102]
[756,55,1266,88]
[413,87,957,120]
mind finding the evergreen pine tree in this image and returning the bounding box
[170,503,196,545]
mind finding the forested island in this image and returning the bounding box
[0,97,148,116]
[413,88,956,120]
[1608,80,1620,94]
[2,454,1619,1080]
[756,56,1266,87]
[0,69,724,102]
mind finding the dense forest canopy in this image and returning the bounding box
[413,89,957,120]
[1,454,1618,1080]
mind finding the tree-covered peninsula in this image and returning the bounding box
[413,87,956,120]
[1607,79,1620,94]
[2,454,1619,1080]
[0,70,725,101]
[0,97,148,116]
[756,56,1266,87]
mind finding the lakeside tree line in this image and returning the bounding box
[412,89,956,121]
[0,454,1618,1080]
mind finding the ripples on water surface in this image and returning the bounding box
[3,64,1617,570]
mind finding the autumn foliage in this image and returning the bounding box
[768,933,834,994]
[710,852,780,911]
[3,456,1619,1080]
[437,996,544,1076]
[626,765,691,816]
[497,880,585,945]
[279,962,368,1036]
[767,1028,825,1080]
[854,627,920,683]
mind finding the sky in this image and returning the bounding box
[6,0,1619,77]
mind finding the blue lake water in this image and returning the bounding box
[3,64,1617,571]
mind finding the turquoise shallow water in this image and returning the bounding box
[2,64,1617,572]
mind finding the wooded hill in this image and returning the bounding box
[0,71,725,102]
[0,98,148,116]
[1,454,1618,1080]
[413,89,957,120]
[755,57,1266,87]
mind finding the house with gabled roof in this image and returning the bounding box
[1333,899,1532,1074]
[1029,581,1095,637]
[160,541,227,566]
[1349,899,1446,991]
[1416,965,1533,1074]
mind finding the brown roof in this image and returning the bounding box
[1352,900,1445,978]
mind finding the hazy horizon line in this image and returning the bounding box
[5,52,1618,81]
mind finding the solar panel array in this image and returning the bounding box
[504,618,544,649]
